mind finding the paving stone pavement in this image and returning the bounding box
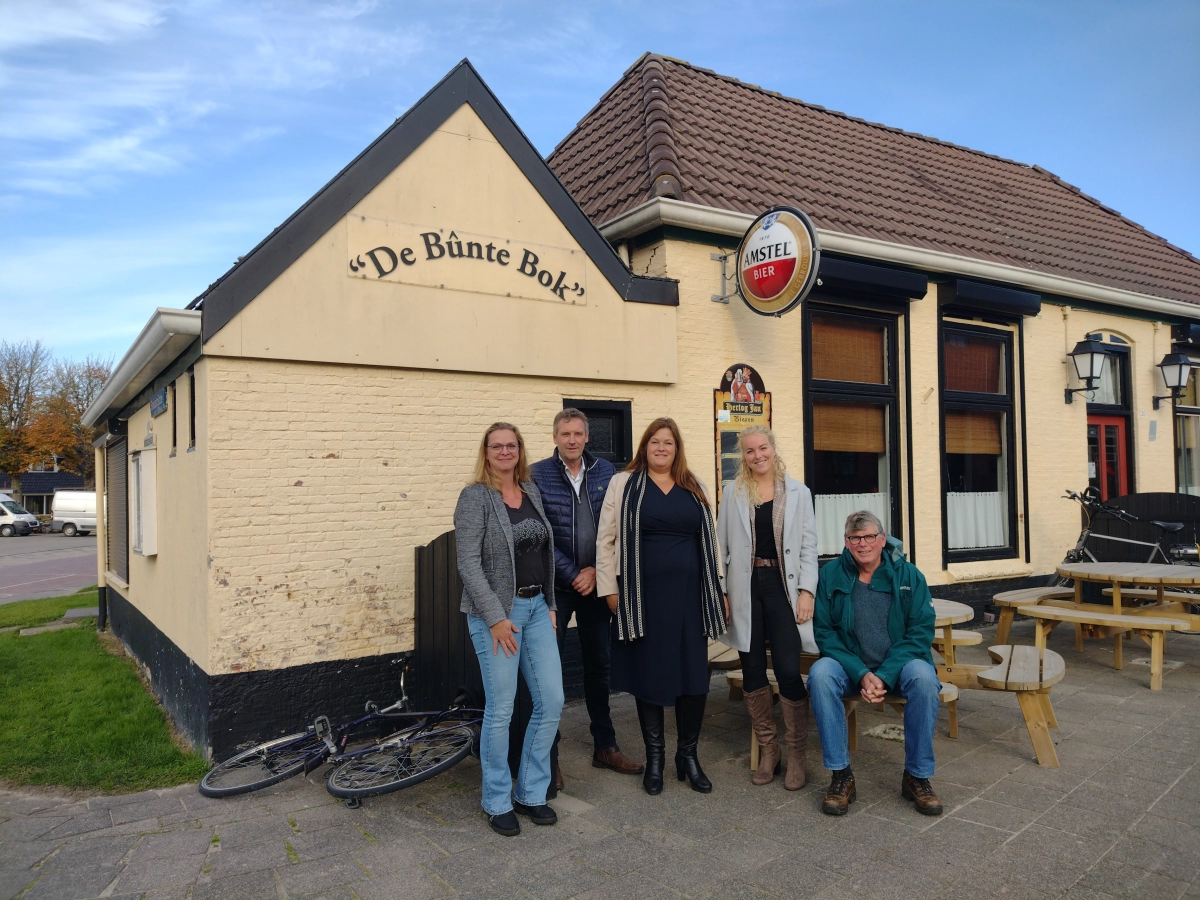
[4,619,1200,900]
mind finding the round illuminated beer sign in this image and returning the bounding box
[736,206,820,316]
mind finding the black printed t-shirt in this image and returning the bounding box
[506,494,548,591]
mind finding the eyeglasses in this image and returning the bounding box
[846,533,882,545]
[487,443,520,453]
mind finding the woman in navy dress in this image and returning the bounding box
[596,418,727,795]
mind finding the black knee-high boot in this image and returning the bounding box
[635,699,665,795]
[674,693,712,793]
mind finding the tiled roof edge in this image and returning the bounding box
[1029,165,1200,266]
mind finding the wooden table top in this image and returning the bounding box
[932,598,973,627]
[1055,562,1200,586]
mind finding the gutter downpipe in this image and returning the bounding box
[598,198,1200,318]
[95,441,108,631]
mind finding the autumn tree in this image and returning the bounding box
[0,340,51,476]
[26,356,113,485]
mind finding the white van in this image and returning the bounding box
[0,493,40,536]
[51,490,97,536]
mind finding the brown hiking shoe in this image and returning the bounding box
[821,769,856,816]
[593,747,645,775]
[901,771,943,816]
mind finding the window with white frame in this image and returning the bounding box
[129,447,157,556]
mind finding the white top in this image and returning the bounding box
[563,459,585,497]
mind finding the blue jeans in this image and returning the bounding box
[808,657,939,779]
[467,595,564,816]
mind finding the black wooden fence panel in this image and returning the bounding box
[413,530,483,710]
[1085,492,1200,562]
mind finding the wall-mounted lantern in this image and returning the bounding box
[1153,352,1194,410]
[1064,339,1110,404]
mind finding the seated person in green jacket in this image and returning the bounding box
[809,510,942,817]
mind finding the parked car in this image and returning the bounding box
[0,493,39,537]
[50,490,97,537]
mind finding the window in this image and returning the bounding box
[169,382,177,454]
[187,367,196,450]
[130,448,157,556]
[1175,359,1200,495]
[806,308,898,555]
[106,438,129,582]
[1083,339,1132,500]
[942,325,1016,559]
[562,399,633,468]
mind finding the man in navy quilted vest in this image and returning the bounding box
[532,409,644,789]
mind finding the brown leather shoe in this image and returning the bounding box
[821,769,856,816]
[901,771,943,816]
[593,746,645,775]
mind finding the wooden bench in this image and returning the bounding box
[993,587,1074,643]
[1016,604,1183,690]
[976,645,1064,766]
[707,639,741,681]
[726,669,959,770]
[933,629,982,654]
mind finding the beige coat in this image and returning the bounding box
[596,471,720,598]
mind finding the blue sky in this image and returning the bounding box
[2,0,1197,362]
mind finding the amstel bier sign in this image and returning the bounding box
[736,206,820,316]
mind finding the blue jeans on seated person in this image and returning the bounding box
[467,594,564,816]
[808,656,939,779]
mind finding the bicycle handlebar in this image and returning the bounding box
[1063,487,1139,523]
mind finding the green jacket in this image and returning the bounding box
[813,538,934,690]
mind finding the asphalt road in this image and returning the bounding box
[0,533,98,604]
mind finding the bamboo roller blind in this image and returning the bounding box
[944,333,1003,393]
[945,411,1002,455]
[811,315,886,384]
[813,403,885,453]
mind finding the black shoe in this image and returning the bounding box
[487,811,520,836]
[636,699,665,796]
[512,801,557,826]
[674,694,712,794]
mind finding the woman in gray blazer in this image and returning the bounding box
[454,422,563,838]
[717,426,819,790]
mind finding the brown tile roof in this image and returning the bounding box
[548,54,1200,306]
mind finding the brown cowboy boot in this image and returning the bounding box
[901,771,944,816]
[743,687,780,785]
[821,768,856,816]
[778,696,809,791]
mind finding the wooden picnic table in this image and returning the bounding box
[932,598,974,665]
[1056,562,1200,619]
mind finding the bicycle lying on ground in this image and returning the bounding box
[1061,486,1200,568]
[199,671,482,807]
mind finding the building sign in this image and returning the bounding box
[149,388,168,418]
[714,364,771,505]
[347,215,587,305]
[736,206,820,317]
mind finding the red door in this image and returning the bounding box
[1087,415,1128,501]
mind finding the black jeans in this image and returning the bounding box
[554,586,617,750]
[739,569,808,702]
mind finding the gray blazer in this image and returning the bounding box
[716,476,819,654]
[454,481,557,627]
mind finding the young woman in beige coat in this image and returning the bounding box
[717,426,819,789]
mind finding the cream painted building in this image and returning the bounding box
[84,59,1200,757]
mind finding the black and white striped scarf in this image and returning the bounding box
[615,470,727,642]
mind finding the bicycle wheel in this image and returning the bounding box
[325,723,476,798]
[200,731,328,797]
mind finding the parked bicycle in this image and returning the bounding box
[1061,487,1200,567]
[199,670,482,807]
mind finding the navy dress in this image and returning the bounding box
[610,483,711,706]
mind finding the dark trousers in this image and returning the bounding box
[554,586,617,749]
[739,569,808,702]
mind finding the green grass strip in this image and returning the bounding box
[0,586,99,630]
[0,597,208,791]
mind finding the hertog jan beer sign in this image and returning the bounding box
[736,206,820,316]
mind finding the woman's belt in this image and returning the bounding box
[515,585,543,598]
[751,558,778,568]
